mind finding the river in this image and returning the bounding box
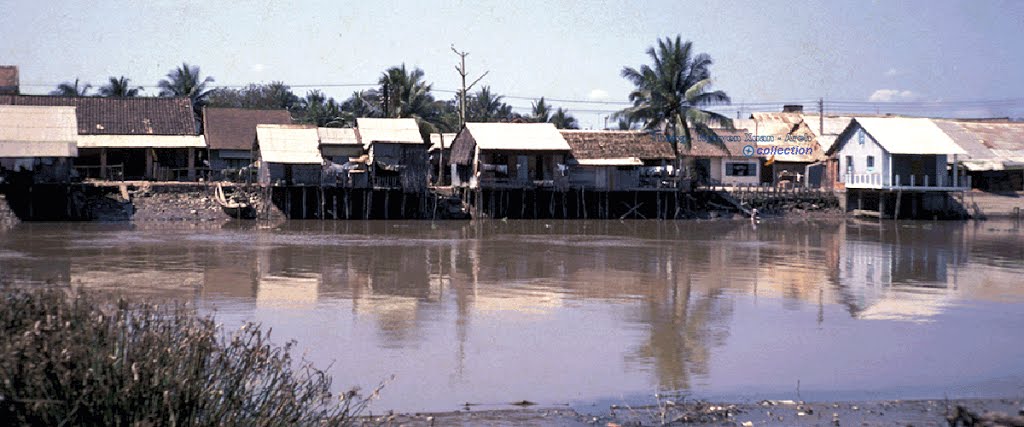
[1,219,1022,413]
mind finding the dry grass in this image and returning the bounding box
[0,287,375,426]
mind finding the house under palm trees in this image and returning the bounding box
[202,107,294,179]
[356,118,428,192]
[560,130,675,190]
[449,122,571,189]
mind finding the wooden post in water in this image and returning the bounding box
[302,187,307,219]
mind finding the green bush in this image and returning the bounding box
[0,287,373,426]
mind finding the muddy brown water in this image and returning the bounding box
[2,219,1023,413]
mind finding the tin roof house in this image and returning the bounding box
[356,118,428,192]
[0,105,78,183]
[560,130,675,190]
[202,107,294,180]
[255,124,323,187]
[933,120,1024,192]
[0,95,204,181]
[449,122,571,190]
[828,117,969,191]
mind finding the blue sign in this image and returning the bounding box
[742,145,755,157]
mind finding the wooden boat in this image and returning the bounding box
[215,184,257,219]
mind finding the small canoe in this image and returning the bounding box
[215,184,257,219]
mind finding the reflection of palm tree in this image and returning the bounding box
[51,78,91,96]
[98,76,142,97]
[626,274,733,391]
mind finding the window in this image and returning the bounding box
[726,162,756,177]
[845,155,854,175]
[866,156,875,172]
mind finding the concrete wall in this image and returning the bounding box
[718,158,760,186]
[835,126,890,184]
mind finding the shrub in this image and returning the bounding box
[0,287,374,426]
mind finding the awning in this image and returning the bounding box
[576,157,643,166]
[78,134,207,149]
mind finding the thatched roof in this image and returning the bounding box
[560,130,674,163]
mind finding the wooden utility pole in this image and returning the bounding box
[451,44,488,128]
[818,97,824,135]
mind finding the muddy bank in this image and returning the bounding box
[369,398,1024,426]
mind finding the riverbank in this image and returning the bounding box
[371,398,1024,426]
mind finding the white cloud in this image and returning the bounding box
[868,89,917,102]
[884,68,901,77]
[588,89,609,100]
[251,63,265,73]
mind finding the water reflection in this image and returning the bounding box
[1,219,1022,409]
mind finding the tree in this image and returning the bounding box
[98,76,142,97]
[531,97,551,123]
[466,86,519,122]
[549,107,579,129]
[207,82,300,110]
[51,79,91,96]
[158,62,215,130]
[378,64,460,138]
[297,90,344,127]
[617,36,732,169]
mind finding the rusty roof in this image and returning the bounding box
[0,66,18,95]
[687,128,751,157]
[934,120,1024,170]
[560,130,675,162]
[203,107,294,150]
[0,95,196,135]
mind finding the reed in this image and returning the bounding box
[0,287,374,426]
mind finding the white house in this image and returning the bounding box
[829,117,969,191]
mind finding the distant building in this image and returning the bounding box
[933,120,1024,192]
[0,66,18,95]
[449,122,571,190]
[688,127,761,187]
[202,107,294,179]
[255,124,323,186]
[560,130,675,190]
[0,105,78,183]
[0,95,202,181]
[356,118,428,192]
[829,117,968,191]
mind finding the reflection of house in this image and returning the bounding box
[255,124,323,186]
[561,130,675,190]
[689,127,760,186]
[202,107,293,177]
[256,274,320,308]
[0,105,78,183]
[830,117,969,190]
[933,120,1024,192]
[450,122,571,189]
[356,118,428,191]
[0,95,202,181]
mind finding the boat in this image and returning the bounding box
[215,183,257,219]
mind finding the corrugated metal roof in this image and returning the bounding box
[77,134,206,149]
[852,117,967,155]
[933,120,1024,170]
[318,127,360,146]
[355,118,423,147]
[465,122,571,151]
[429,133,458,151]
[0,105,78,157]
[256,125,323,164]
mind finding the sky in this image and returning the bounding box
[2,0,1023,128]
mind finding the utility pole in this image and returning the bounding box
[382,81,390,117]
[818,97,824,135]
[451,44,488,129]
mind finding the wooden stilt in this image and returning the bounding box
[384,190,390,220]
[302,187,307,219]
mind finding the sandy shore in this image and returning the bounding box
[363,398,1024,426]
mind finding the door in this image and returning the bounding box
[516,155,529,182]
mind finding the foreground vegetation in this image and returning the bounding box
[0,287,373,426]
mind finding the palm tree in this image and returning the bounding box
[466,86,508,122]
[158,62,215,130]
[51,79,92,96]
[531,97,551,123]
[549,107,579,129]
[617,36,732,170]
[98,76,142,97]
[298,90,345,127]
